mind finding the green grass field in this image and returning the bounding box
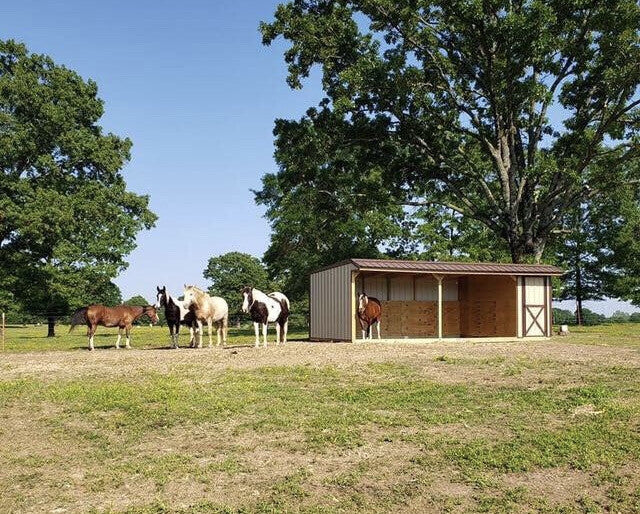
[0,323,639,513]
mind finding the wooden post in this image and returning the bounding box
[351,271,358,342]
[1,312,4,352]
[435,275,443,339]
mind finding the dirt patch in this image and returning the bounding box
[502,468,606,504]
[2,340,639,384]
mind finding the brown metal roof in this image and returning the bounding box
[339,258,563,276]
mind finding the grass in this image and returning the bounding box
[0,323,639,512]
[0,323,309,352]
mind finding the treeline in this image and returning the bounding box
[553,309,640,327]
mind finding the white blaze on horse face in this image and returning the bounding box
[358,294,368,312]
[242,292,250,313]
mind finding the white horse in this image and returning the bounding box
[241,287,290,348]
[182,285,229,348]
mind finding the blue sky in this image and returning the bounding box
[1,1,636,315]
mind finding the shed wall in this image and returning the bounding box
[459,275,517,337]
[310,263,355,340]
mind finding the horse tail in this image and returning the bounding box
[69,307,88,332]
[277,297,290,326]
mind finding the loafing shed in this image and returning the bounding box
[310,259,564,342]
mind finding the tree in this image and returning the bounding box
[553,204,613,325]
[124,295,151,325]
[0,40,156,336]
[260,0,640,264]
[552,308,574,326]
[610,310,631,323]
[581,308,606,326]
[203,252,273,319]
[124,295,150,307]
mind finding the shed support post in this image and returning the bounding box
[435,275,443,339]
[351,271,358,342]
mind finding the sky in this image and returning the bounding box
[1,1,636,315]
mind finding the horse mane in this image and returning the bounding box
[251,288,273,304]
[185,285,208,307]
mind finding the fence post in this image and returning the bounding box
[1,312,5,352]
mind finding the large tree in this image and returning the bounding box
[203,252,273,318]
[260,0,640,264]
[0,40,156,335]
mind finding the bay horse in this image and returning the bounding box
[155,286,197,349]
[358,293,382,339]
[241,287,290,348]
[182,285,229,347]
[69,304,159,351]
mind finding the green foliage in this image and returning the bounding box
[203,252,273,318]
[0,40,156,329]
[552,308,574,325]
[124,295,151,307]
[260,0,640,267]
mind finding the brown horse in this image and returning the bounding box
[358,294,382,340]
[70,304,159,351]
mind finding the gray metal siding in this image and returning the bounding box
[310,263,355,340]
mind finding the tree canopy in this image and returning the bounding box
[0,40,156,334]
[259,0,640,269]
[203,252,273,318]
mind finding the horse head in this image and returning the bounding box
[144,305,159,325]
[183,285,201,309]
[155,286,167,309]
[358,293,369,313]
[241,286,253,313]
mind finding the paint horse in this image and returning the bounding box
[241,287,290,348]
[70,304,159,351]
[182,285,229,347]
[358,293,382,339]
[155,286,198,349]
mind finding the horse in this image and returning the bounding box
[69,304,159,351]
[154,286,198,349]
[241,287,290,348]
[358,293,382,339]
[182,285,229,347]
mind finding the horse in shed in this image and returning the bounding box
[241,287,290,348]
[155,286,198,349]
[182,285,229,347]
[69,304,159,351]
[358,293,382,339]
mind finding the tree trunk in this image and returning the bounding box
[575,264,584,326]
[47,316,56,337]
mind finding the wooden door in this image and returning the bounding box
[523,277,547,337]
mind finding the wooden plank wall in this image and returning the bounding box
[377,300,460,338]
[459,276,517,337]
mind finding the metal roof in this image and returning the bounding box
[313,258,563,276]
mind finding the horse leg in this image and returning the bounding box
[207,319,213,348]
[115,328,122,349]
[262,323,268,348]
[196,319,203,348]
[275,323,281,346]
[376,319,381,339]
[88,324,96,351]
[283,320,288,344]
[215,321,221,347]
[125,325,132,348]
[189,324,195,347]
[223,317,228,345]
[253,322,260,348]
